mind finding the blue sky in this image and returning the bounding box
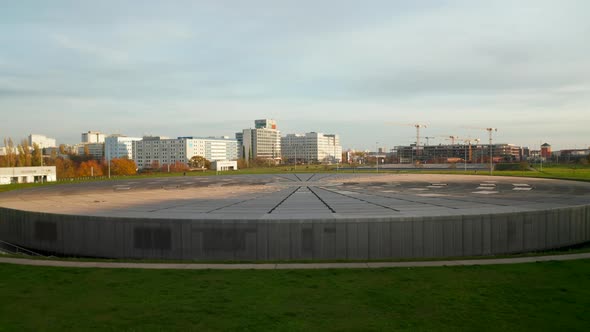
[1,0,589,150]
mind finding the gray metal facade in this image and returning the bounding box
[1,206,588,261]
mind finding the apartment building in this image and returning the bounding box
[133,136,238,169]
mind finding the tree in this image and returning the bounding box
[111,158,137,176]
[169,161,189,172]
[16,142,26,167]
[32,143,42,166]
[149,160,160,170]
[54,157,76,178]
[3,137,16,167]
[188,156,210,169]
[77,160,103,177]
[237,159,248,169]
[21,139,32,166]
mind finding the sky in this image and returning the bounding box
[0,0,589,151]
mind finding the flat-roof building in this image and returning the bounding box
[77,143,105,159]
[282,132,342,164]
[105,135,142,160]
[82,131,105,144]
[28,134,56,149]
[395,143,524,164]
[241,119,281,163]
[133,136,238,169]
[0,166,57,185]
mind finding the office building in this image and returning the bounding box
[241,119,281,163]
[77,143,105,159]
[281,132,342,164]
[82,131,106,144]
[28,134,56,149]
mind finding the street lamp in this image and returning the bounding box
[486,128,498,175]
[463,138,480,172]
[376,142,379,173]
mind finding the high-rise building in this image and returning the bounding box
[235,132,244,158]
[28,134,57,149]
[81,131,105,144]
[241,119,281,163]
[105,135,142,160]
[282,132,342,164]
[133,136,238,169]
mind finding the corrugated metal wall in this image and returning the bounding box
[0,206,588,261]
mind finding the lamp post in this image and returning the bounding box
[486,128,498,175]
[294,143,297,171]
[376,142,379,173]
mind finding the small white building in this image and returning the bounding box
[0,166,57,185]
[212,160,238,171]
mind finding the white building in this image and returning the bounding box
[282,132,342,164]
[133,136,238,169]
[77,143,105,159]
[241,119,281,163]
[28,134,57,149]
[212,160,238,171]
[0,166,57,185]
[81,131,106,144]
[105,135,142,160]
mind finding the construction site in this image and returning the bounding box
[376,124,526,165]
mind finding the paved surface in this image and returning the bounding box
[1,173,589,220]
[1,252,589,270]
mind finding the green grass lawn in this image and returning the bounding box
[1,260,589,331]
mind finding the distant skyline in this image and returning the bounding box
[1,1,589,151]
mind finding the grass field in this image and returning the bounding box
[1,260,589,331]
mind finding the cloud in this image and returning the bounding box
[1,1,589,150]
[51,34,129,64]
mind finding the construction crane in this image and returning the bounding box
[465,127,498,175]
[462,138,481,168]
[423,136,435,146]
[387,123,428,155]
[440,135,460,145]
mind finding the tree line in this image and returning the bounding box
[1,137,137,179]
[2,138,43,167]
